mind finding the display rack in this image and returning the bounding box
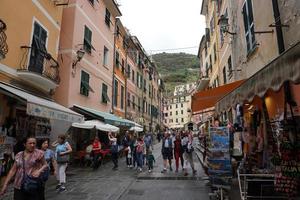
[237,165,289,200]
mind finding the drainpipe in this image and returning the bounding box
[124,48,128,119]
[272,0,285,54]
[111,18,119,114]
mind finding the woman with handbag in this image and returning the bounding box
[0,136,48,200]
[54,134,72,192]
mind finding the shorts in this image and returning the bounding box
[162,148,173,160]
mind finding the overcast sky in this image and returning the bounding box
[118,0,205,55]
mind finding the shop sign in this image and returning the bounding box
[27,103,82,123]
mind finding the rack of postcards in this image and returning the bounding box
[207,126,232,200]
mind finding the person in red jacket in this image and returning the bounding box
[173,133,184,172]
[91,136,102,169]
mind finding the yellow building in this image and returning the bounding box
[0,0,82,143]
[0,0,63,93]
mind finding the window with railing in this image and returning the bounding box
[29,22,47,74]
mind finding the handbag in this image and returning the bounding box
[21,153,43,194]
[56,153,70,163]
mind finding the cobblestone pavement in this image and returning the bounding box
[3,140,213,200]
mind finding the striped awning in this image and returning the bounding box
[216,41,300,113]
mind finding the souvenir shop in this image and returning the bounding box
[0,82,82,184]
[216,42,300,199]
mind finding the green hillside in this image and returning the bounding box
[152,52,200,94]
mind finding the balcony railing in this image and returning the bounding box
[19,46,60,85]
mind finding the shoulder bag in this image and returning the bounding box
[21,152,43,194]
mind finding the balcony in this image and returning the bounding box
[17,46,60,91]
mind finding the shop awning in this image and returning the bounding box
[73,105,134,127]
[72,120,119,132]
[216,41,300,113]
[192,80,244,113]
[129,126,143,132]
[0,82,83,123]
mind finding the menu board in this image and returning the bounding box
[208,127,232,176]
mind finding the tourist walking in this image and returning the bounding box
[182,131,197,176]
[54,134,72,192]
[174,133,184,172]
[0,136,48,200]
[136,137,144,172]
[109,132,119,170]
[161,132,173,173]
[147,149,155,173]
[39,138,57,200]
[122,131,131,167]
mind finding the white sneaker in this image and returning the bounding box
[139,168,142,172]
[148,170,152,173]
[127,165,130,168]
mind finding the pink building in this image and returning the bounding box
[54,0,121,113]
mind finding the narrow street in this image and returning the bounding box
[3,141,210,200]
[42,141,209,200]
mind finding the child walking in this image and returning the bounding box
[147,149,155,173]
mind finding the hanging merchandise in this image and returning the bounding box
[232,131,243,157]
[272,87,300,197]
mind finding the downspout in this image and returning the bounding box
[111,18,118,114]
[124,47,128,119]
[272,0,285,54]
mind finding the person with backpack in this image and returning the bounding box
[161,132,173,173]
[136,137,144,172]
[108,132,118,170]
[182,131,197,176]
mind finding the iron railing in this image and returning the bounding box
[19,46,60,84]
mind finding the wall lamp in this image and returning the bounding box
[71,49,85,76]
[218,15,236,35]
[219,15,274,35]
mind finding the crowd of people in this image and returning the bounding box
[0,129,197,199]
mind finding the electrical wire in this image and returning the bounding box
[147,46,199,52]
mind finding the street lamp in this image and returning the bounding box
[218,15,236,35]
[71,49,85,76]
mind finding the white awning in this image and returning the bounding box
[0,82,83,123]
[129,126,143,132]
[72,120,119,132]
